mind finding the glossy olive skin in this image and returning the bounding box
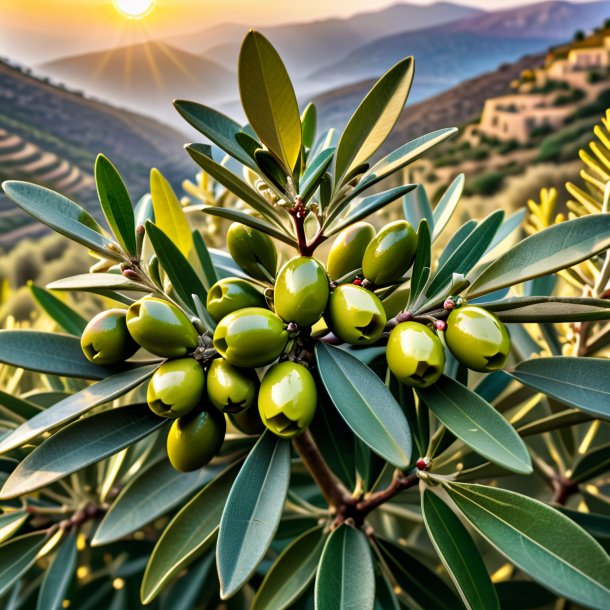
[227,222,277,281]
[207,358,258,414]
[80,309,138,365]
[274,257,329,327]
[166,408,226,472]
[326,222,375,280]
[325,284,387,345]
[258,362,317,438]
[387,322,445,388]
[213,307,288,368]
[362,220,418,285]
[206,278,266,322]
[445,306,510,372]
[147,358,205,418]
[126,297,198,358]
[228,406,266,435]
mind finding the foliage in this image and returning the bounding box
[0,31,609,610]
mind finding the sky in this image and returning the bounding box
[0,0,597,63]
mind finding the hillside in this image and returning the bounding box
[311,0,610,98]
[39,42,235,129]
[0,58,195,247]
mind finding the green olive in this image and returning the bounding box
[126,297,198,358]
[445,306,510,372]
[80,309,138,365]
[326,222,375,280]
[206,278,266,322]
[227,222,277,281]
[362,220,418,285]
[207,358,258,414]
[258,362,317,438]
[325,284,387,345]
[213,307,288,368]
[166,408,226,472]
[228,406,266,435]
[147,358,205,418]
[386,322,445,388]
[274,256,329,327]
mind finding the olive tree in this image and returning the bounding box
[0,31,609,610]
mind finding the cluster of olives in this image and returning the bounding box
[78,218,510,472]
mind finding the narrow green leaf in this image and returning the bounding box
[37,531,77,610]
[47,273,147,293]
[378,538,464,609]
[432,174,465,241]
[173,100,256,169]
[417,376,532,474]
[0,511,28,544]
[1,181,118,259]
[402,185,433,230]
[217,432,291,599]
[407,219,431,308]
[517,409,592,437]
[468,215,610,298]
[428,211,503,297]
[145,221,206,312]
[438,220,476,268]
[0,330,118,380]
[93,458,221,546]
[559,508,610,542]
[510,357,610,420]
[95,155,136,256]
[571,443,610,483]
[421,490,499,610]
[334,57,413,186]
[483,208,525,256]
[494,581,556,610]
[485,296,610,322]
[0,364,158,454]
[186,144,286,228]
[0,405,164,499]
[0,532,47,597]
[238,31,301,171]
[252,526,325,610]
[0,391,42,420]
[150,168,193,258]
[446,483,610,610]
[29,284,87,336]
[254,148,290,192]
[301,103,317,150]
[315,525,375,610]
[315,342,411,469]
[374,568,400,610]
[300,148,334,204]
[192,230,218,291]
[140,461,241,604]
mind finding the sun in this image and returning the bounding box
[113,0,155,19]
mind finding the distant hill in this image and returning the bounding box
[39,42,235,129]
[311,0,610,98]
[167,2,484,75]
[0,58,195,247]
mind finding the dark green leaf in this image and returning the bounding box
[173,100,256,169]
[252,526,325,610]
[446,483,610,610]
[315,525,375,610]
[334,58,413,186]
[378,538,464,610]
[95,155,136,255]
[162,553,216,610]
[192,230,218,291]
[422,490,499,610]
[0,391,42,421]
[402,185,433,230]
[238,31,301,171]
[29,284,87,336]
[517,408,593,437]
[494,581,556,610]
[315,342,411,469]
[145,221,206,312]
[428,211,503,297]
[510,357,610,420]
[0,532,47,596]
[438,220,476,268]
[432,174,465,241]
[1,181,119,259]
[417,376,532,474]
[485,296,610,323]
[407,220,431,308]
[571,442,610,483]
[300,148,334,204]
[218,432,291,599]
[141,461,240,604]
[301,103,317,150]
[483,208,525,255]
[37,531,77,610]
[468,215,610,297]
[0,364,158,454]
[374,568,400,610]
[559,508,610,542]
[254,148,290,192]
[93,458,222,546]
[0,405,164,499]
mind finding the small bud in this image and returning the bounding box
[286,322,299,333]
[416,457,431,471]
[443,299,455,311]
[353,278,363,286]
[435,320,447,332]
